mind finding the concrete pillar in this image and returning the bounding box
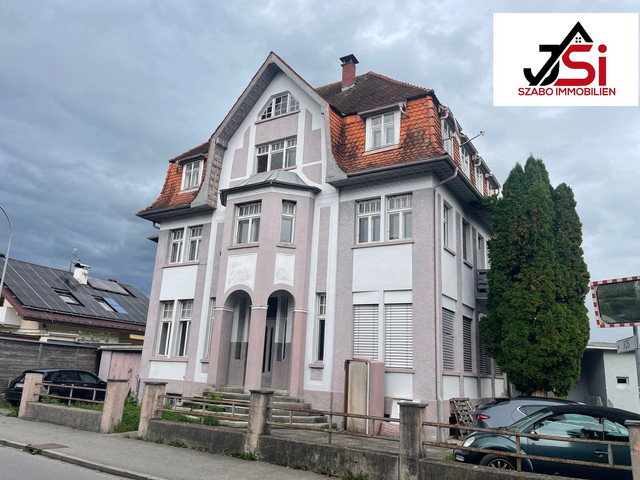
[99,379,129,433]
[244,306,268,392]
[244,389,273,456]
[627,420,640,479]
[399,402,427,480]
[18,372,43,419]
[209,306,234,388]
[138,381,167,438]
[288,309,308,397]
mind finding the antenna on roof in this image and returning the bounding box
[69,248,79,273]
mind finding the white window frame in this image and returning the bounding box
[280,201,296,244]
[315,293,326,363]
[203,298,215,358]
[477,234,486,269]
[260,92,300,120]
[462,220,471,262]
[169,229,184,264]
[442,121,455,156]
[387,194,412,241]
[234,202,261,245]
[186,226,202,262]
[356,198,381,244]
[256,138,297,172]
[443,203,452,249]
[460,147,471,177]
[365,110,400,151]
[181,160,202,191]
[156,301,174,356]
[475,165,484,192]
[175,300,192,357]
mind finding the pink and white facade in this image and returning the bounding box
[137,53,504,422]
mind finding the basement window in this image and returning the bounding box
[617,377,629,385]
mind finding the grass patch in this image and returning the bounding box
[443,454,454,462]
[342,470,368,480]
[113,397,141,433]
[161,410,219,426]
[221,450,256,460]
[168,438,188,448]
[314,465,334,476]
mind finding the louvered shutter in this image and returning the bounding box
[463,317,473,372]
[353,305,379,360]
[442,308,455,371]
[384,304,413,368]
[478,336,491,375]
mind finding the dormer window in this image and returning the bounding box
[256,138,297,173]
[181,160,202,190]
[365,110,400,151]
[460,147,470,177]
[260,92,300,120]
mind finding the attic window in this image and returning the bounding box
[95,297,116,312]
[55,290,81,306]
[260,92,299,120]
[104,297,127,314]
[180,160,203,191]
[365,110,400,151]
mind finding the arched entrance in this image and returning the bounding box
[262,291,294,389]
[226,291,251,387]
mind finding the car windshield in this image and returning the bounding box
[506,407,552,432]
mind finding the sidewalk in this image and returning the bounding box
[0,410,454,479]
[0,414,320,480]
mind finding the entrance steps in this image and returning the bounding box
[209,389,334,429]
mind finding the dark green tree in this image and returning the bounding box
[479,156,590,396]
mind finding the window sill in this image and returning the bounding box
[228,242,260,250]
[178,186,199,194]
[385,367,415,374]
[276,243,296,249]
[443,246,456,256]
[353,239,414,249]
[254,109,300,125]
[164,260,200,268]
[363,144,400,156]
[308,362,324,369]
[463,260,473,269]
[200,358,210,364]
[150,356,188,363]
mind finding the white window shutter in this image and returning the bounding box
[353,305,379,360]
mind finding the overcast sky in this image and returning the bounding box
[0,1,638,343]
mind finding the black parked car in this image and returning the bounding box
[5,369,107,405]
[473,396,580,429]
[455,404,640,480]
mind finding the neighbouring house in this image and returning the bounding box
[137,52,503,425]
[0,255,149,392]
[568,342,640,413]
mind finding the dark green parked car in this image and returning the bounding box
[454,404,640,479]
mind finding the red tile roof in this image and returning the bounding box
[138,141,209,215]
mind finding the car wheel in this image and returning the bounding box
[480,454,515,469]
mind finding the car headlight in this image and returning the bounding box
[462,436,476,447]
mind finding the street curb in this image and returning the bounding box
[0,437,165,480]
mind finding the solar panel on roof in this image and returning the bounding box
[87,277,128,295]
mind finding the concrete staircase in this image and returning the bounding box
[209,388,334,429]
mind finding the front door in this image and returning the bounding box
[261,318,275,386]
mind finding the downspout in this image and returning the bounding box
[433,168,458,429]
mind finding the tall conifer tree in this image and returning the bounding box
[479,156,590,396]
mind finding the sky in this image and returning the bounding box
[0,1,638,343]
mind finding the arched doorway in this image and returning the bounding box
[262,291,294,389]
[226,291,251,387]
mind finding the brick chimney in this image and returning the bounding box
[340,54,359,91]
